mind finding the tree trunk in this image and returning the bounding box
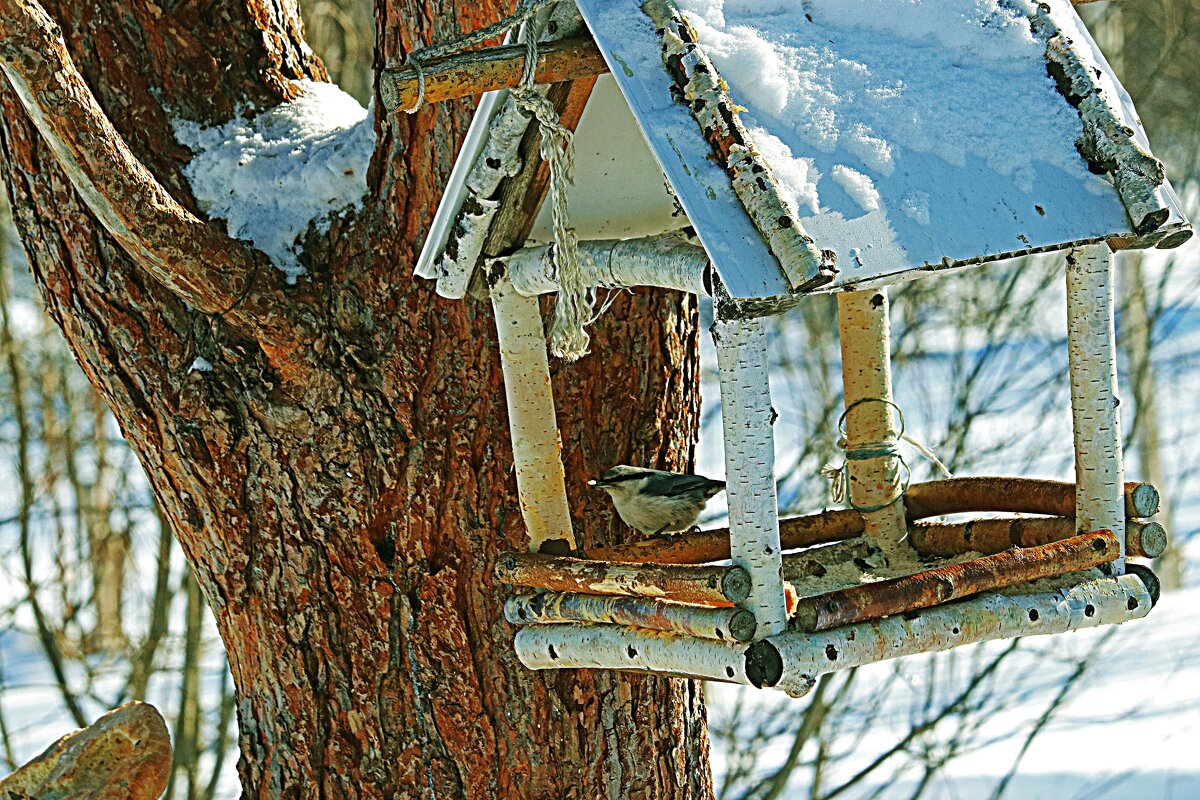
[0,0,713,797]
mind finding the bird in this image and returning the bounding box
[588,465,725,535]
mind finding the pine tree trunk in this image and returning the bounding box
[0,0,714,796]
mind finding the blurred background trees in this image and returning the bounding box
[0,1,1197,797]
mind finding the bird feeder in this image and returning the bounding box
[401,0,1189,695]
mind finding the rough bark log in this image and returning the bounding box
[791,530,1121,632]
[903,477,1159,520]
[379,36,609,113]
[0,0,715,795]
[580,508,862,564]
[910,517,1167,559]
[506,591,758,641]
[496,551,751,604]
[0,702,170,800]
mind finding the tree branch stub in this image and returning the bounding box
[0,0,288,340]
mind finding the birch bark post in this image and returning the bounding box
[491,277,574,551]
[1067,244,1126,571]
[836,289,912,564]
[713,316,787,637]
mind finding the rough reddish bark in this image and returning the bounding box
[0,0,713,797]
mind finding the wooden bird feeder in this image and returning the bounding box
[407,0,1189,695]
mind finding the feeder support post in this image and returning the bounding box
[1067,243,1125,570]
[713,316,787,638]
[837,289,912,564]
[490,277,576,551]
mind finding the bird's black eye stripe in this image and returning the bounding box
[600,472,650,484]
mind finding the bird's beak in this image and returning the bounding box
[587,479,599,487]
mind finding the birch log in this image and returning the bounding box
[514,623,753,684]
[502,232,711,297]
[1035,3,1169,233]
[495,552,751,604]
[713,317,788,636]
[490,278,574,550]
[837,289,912,563]
[580,508,863,564]
[903,477,1158,520]
[1067,244,1125,570]
[747,572,1153,695]
[792,530,1120,632]
[910,517,1167,559]
[505,591,758,641]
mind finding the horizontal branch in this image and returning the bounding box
[911,517,1167,559]
[748,572,1153,694]
[0,0,272,328]
[791,529,1120,633]
[579,509,863,564]
[379,36,609,113]
[513,623,753,684]
[505,591,757,641]
[500,232,712,297]
[494,551,751,605]
[904,477,1159,520]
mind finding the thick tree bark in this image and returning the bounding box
[0,0,713,797]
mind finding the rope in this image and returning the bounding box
[403,0,593,361]
[822,398,952,513]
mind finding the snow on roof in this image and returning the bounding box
[420,0,1189,301]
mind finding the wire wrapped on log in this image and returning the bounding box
[505,591,758,642]
[911,517,1167,559]
[495,551,752,604]
[791,529,1120,633]
[903,478,1159,520]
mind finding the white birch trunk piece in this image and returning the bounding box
[753,572,1152,697]
[836,289,912,564]
[513,623,753,684]
[433,101,533,298]
[490,277,575,550]
[1067,243,1125,571]
[713,317,787,637]
[502,232,711,297]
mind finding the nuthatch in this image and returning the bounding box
[588,465,725,535]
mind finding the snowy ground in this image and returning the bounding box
[708,570,1200,799]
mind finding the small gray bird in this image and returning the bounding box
[589,465,725,535]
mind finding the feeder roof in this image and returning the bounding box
[416,0,1191,301]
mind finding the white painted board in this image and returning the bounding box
[575,0,793,298]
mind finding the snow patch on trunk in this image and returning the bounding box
[173,80,375,283]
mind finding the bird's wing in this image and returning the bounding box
[642,473,725,498]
